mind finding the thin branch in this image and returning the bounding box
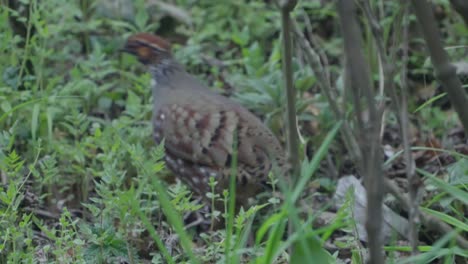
[399,5,420,255]
[411,0,468,136]
[361,0,394,112]
[291,20,362,164]
[298,11,332,87]
[385,179,468,249]
[362,0,421,255]
[337,1,385,263]
[279,0,300,182]
[278,0,299,258]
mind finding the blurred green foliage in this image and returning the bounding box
[1,0,467,263]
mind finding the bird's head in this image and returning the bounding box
[122,33,172,65]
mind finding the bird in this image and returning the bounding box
[122,33,287,209]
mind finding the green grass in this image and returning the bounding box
[1,0,467,263]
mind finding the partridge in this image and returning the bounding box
[123,33,287,207]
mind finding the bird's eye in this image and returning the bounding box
[137,46,152,58]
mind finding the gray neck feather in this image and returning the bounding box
[149,58,184,87]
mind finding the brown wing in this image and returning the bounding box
[153,92,287,190]
[154,103,239,168]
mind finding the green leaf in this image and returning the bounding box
[0,100,11,113]
[295,76,316,91]
[256,210,287,244]
[420,207,468,232]
[135,7,149,31]
[447,159,468,185]
[0,98,45,123]
[125,90,142,116]
[292,120,342,202]
[46,107,54,141]
[31,103,40,141]
[418,168,468,204]
[291,235,333,264]
[257,214,288,264]
[231,26,250,47]
[413,92,447,113]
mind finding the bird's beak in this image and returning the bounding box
[120,40,139,54]
[120,46,132,54]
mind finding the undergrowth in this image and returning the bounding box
[0,0,467,263]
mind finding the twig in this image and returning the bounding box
[360,0,395,112]
[399,5,421,255]
[279,0,300,182]
[298,11,331,86]
[411,0,468,136]
[384,179,468,249]
[362,0,421,255]
[337,1,385,263]
[278,0,298,257]
[291,20,362,164]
